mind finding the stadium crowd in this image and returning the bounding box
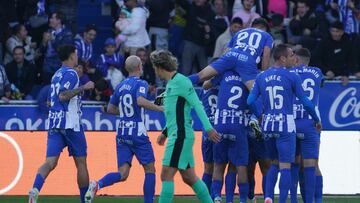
[0,0,360,103]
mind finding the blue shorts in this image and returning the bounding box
[264,132,296,163]
[248,137,269,163]
[202,131,214,163]
[211,52,258,83]
[213,124,248,166]
[296,119,320,159]
[46,127,87,157]
[116,135,155,168]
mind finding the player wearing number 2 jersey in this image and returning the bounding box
[29,45,95,203]
[247,44,322,203]
[85,56,163,203]
[291,48,324,203]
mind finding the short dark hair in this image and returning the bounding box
[272,44,291,61]
[231,17,243,25]
[330,21,344,30]
[251,18,270,32]
[295,48,311,58]
[53,11,66,25]
[150,50,178,72]
[84,24,97,33]
[136,47,147,55]
[57,44,76,61]
[13,46,25,54]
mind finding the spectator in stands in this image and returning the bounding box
[270,13,287,46]
[178,0,215,75]
[91,78,112,102]
[115,7,132,49]
[232,0,260,28]
[96,38,125,89]
[74,24,97,65]
[168,3,187,62]
[267,0,287,17]
[5,46,36,100]
[288,0,317,44]
[4,24,37,64]
[314,21,355,85]
[120,0,151,56]
[41,11,73,84]
[76,61,91,100]
[213,17,243,58]
[49,0,78,33]
[0,64,11,102]
[209,0,230,56]
[338,0,360,36]
[147,0,174,51]
[136,48,157,96]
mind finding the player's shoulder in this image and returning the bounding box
[175,73,192,86]
[62,67,78,79]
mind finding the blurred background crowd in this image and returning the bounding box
[0,0,359,104]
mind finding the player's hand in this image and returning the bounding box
[154,92,165,106]
[207,129,221,143]
[157,133,167,146]
[315,122,322,132]
[83,81,95,90]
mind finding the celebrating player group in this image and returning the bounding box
[28,17,323,203]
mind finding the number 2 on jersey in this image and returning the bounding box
[228,86,243,109]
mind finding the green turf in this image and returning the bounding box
[1,196,360,203]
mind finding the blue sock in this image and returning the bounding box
[225,171,236,202]
[144,173,155,203]
[299,170,306,202]
[33,173,45,191]
[304,167,316,203]
[315,175,323,203]
[266,164,279,200]
[262,175,267,198]
[279,168,291,203]
[211,180,223,199]
[79,186,88,203]
[98,172,122,189]
[238,183,249,203]
[202,173,212,193]
[248,179,255,200]
[290,163,300,203]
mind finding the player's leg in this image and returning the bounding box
[29,129,66,203]
[136,140,156,203]
[264,136,279,202]
[225,163,237,203]
[159,166,178,203]
[315,160,323,203]
[180,167,213,203]
[290,138,302,203]
[66,128,89,203]
[247,161,257,202]
[301,131,321,203]
[259,159,271,198]
[212,136,229,202]
[276,133,296,203]
[201,135,214,193]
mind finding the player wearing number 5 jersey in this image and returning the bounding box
[29,45,95,203]
[247,44,322,203]
[150,50,220,203]
[291,48,324,203]
[85,56,163,203]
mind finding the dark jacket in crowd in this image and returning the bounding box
[5,59,36,95]
[147,0,174,28]
[290,11,317,36]
[313,34,355,76]
[177,0,215,46]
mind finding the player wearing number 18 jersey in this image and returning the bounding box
[247,44,321,203]
[85,56,163,203]
[291,48,324,203]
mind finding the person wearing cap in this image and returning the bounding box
[95,38,125,88]
[313,21,355,86]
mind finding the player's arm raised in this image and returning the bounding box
[59,81,94,102]
[247,77,261,118]
[137,96,163,112]
[261,46,271,71]
[188,65,218,85]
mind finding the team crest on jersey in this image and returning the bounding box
[139,86,146,94]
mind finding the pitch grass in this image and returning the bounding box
[1,196,360,203]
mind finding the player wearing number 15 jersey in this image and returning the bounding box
[247,44,322,203]
[291,48,324,203]
[29,45,95,203]
[85,56,163,203]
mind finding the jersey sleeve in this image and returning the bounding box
[264,33,274,48]
[292,72,306,99]
[109,87,120,106]
[136,80,149,99]
[247,75,261,117]
[180,78,213,132]
[210,53,236,75]
[59,71,78,92]
[210,74,222,86]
